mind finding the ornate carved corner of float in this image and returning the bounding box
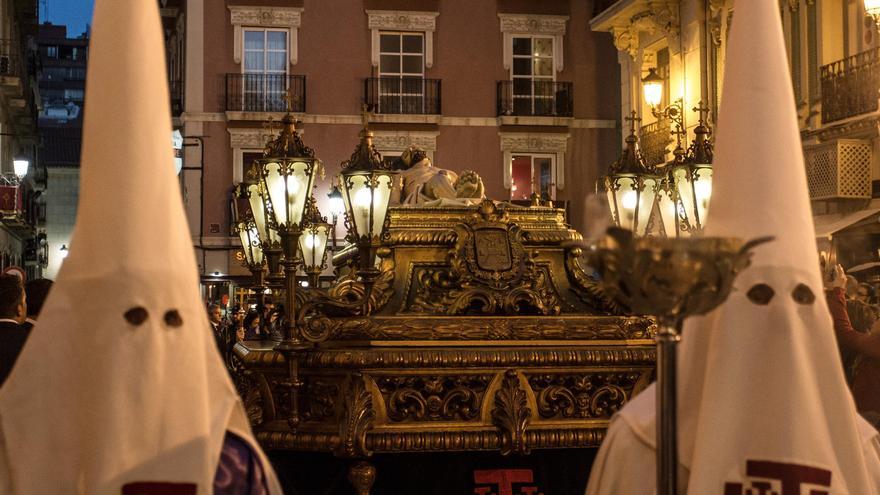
[564,247,627,315]
[409,200,561,316]
[337,373,376,458]
[492,370,532,456]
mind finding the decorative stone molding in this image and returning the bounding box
[371,131,438,155]
[228,128,271,183]
[499,132,569,190]
[228,6,303,65]
[498,14,569,72]
[708,0,727,46]
[366,10,439,69]
[607,1,680,59]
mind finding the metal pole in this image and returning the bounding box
[277,227,307,431]
[656,321,681,495]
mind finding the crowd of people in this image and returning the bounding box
[207,301,284,364]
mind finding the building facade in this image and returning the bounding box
[592,0,880,282]
[160,0,622,292]
[0,0,43,280]
[36,22,87,279]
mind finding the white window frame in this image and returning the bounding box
[229,5,302,66]
[510,153,557,200]
[498,13,568,72]
[510,35,556,115]
[499,132,569,192]
[378,31,426,114]
[228,128,274,183]
[241,28,290,112]
[367,10,438,69]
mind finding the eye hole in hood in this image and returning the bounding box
[791,283,816,305]
[747,284,775,305]
[124,307,149,326]
[163,309,183,328]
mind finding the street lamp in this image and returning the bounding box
[299,196,330,288]
[327,183,345,252]
[602,111,661,236]
[339,114,397,298]
[254,112,322,348]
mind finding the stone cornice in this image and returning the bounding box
[498,13,569,35]
[228,128,271,149]
[365,10,438,31]
[371,131,439,152]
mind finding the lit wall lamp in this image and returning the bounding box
[642,67,683,130]
[13,157,28,179]
[866,0,880,27]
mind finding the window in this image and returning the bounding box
[378,32,424,114]
[511,36,554,115]
[510,154,555,201]
[242,29,289,111]
[46,46,58,58]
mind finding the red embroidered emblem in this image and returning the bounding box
[723,460,832,495]
[473,469,544,495]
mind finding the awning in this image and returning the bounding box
[813,202,880,239]
[848,261,880,273]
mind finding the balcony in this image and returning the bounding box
[820,47,880,124]
[0,39,30,114]
[225,74,306,113]
[364,77,441,115]
[639,118,672,167]
[497,80,573,118]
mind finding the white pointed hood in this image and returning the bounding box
[0,1,281,493]
[593,0,880,493]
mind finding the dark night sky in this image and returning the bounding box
[41,0,95,38]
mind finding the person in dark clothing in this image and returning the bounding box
[208,303,231,361]
[243,310,263,341]
[0,273,28,386]
[23,278,53,330]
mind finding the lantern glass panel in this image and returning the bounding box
[340,172,395,239]
[673,165,712,231]
[635,176,659,236]
[656,184,679,238]
[299,224,330,269]
[607,175,658,236]
[867,0,880,15]
[263,159,314,229]
[247,183,278,245]
[643,81,663,108]
[237,222,264,266]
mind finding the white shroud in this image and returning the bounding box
[0,1,282,493]
[587,0,880,493]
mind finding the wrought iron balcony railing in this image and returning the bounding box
[820,47,880,124]
[640,118,673,167]
[364,77,441,115]
[225,74,306,113]
[497,80,573,117]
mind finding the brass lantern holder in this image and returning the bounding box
[586,228,771,495]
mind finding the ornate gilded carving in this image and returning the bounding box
[376,375,492,422]
[337,374,376,458]
[300,377,340,423]
[296,316,652,342]
[566,248,626,314]
[408,201,561,316]
[492,370,531,456]
[348,461,377,495]
[527,372,642,420]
